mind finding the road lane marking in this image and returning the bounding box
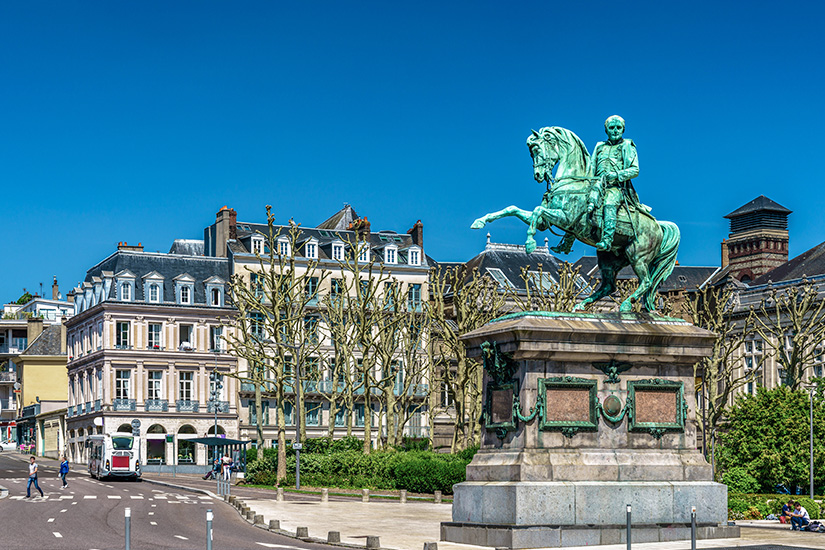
[255,544,301,549]
[71,502,77,505]
[84,495,97,499]
[53,532,62,538]
[148,512,154,516]
[130,495,143,499]
[150,521,157,526]
[174,535,188,540]
[151,504,157,507]
[60,509,67,513]
[108,495,121,499]
[198,496,212,499]
[48,518,55,522]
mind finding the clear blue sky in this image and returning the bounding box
[2,1,823,301]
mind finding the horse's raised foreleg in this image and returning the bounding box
[471,205,534,229]
[622,260,652,312]
[524,205,570,253]
[574,251,626,311]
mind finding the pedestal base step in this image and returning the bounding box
[440,521,740,549]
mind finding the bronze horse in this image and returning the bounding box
[471,126,679,312]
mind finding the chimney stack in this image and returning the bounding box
[407,220,424,248]
[721,238,729,268]
[348,217,371,241]
[60,317,67,354]
[52,276,59,300]
[27,317,44,347]
[117,241,144,252]
[215,206,238,257]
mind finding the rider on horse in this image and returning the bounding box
[551,115,649,254]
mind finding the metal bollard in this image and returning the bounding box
[125,507,131,550]
[366,535,380,549]
[321,488,329,503]
[362,488,370,503]
[434,490,442,504]
[328,530,341,543]
[626,504,631,550]
[207,509,213,550]
[691,506,696,550]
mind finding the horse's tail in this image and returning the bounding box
[644,221,681,311]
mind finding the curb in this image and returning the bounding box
[140,477,219,499]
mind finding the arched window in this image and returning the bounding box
[207,425,226,435]
[117,424,132,433]
[147,424,166,434]
[178,424,197,434]
[211,288,221,306]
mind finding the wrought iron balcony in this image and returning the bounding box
[85,402,92,414]
[207,400,229,413]
[77,403,85,415]
[176,400,199,413]
[145,399,169,412]
[94,399,101,412]
[112,399,136,411]
[66,405,73,417]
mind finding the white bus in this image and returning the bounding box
[86,432,142,480]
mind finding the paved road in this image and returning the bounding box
[0,453,331,550]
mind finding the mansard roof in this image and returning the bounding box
[82,250,230,305]
[168,239,205,256]
[317,205,360,230]
[20,324,65,356]
[454,240,571,291]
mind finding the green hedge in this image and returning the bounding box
[245,439,478,494]
[728,493,823,520]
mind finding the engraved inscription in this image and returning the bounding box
[490,388,514,424]
[545,388,590,422]
[635,390,677,424]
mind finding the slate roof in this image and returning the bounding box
[83,250,230,305]
[725,195,792,218]
[169,239,205,256]
[572,256,720,292]
[317,205,360,231]
[753,240,825,284]
[20,324,65,356]
[457,242,575,291]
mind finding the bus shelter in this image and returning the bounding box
[188,436,251,474]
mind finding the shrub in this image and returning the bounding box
[722,467,759,494]
[796,497,821,520]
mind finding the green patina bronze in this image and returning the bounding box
[491,310,687,325]
[592,359,633,384]
[538,376,599,438]
[472,117,681,313]
[626,378,687,439]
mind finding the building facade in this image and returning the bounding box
[65,241,239,469]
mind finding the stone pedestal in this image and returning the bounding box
[441,312,738,548]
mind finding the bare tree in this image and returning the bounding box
[752,280,825,390]
[509,262,590,313]
[687,284,759,439]
[427,265,506,451]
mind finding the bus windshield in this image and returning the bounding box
[112,437,134,450]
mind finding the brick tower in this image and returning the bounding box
[722,195,791,283]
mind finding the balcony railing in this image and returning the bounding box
[114,344,132,350]
[85,402,92,414]
[113,399,136,411]
[207,401,230,413]
[145,399,169,412]
[77,403,85,415]
[0,371,17,383]
[176,400,199,413]
[94,399,101,412]
[145,345,165,351]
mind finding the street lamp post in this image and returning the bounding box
[209,351,223,474]
[806,383,816,498]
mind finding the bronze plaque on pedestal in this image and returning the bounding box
[635,390,678,424]
[491,388,514,424]
[627,379,686,436]
[545,388,591,422]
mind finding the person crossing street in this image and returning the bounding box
[27,455,44,498]
[59,455,70,488]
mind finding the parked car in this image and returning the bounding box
[0,441,15,452]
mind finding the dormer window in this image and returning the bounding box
[358,244,370,263]
[332,242,344,261]
[251,236,264,255]
[180,286,191,304]
[385,246,397,265]
[305,239,318,260]
[408,247,421,266]
[211,288,221,306]
[149,284,160,302]
[204,276,226,307]
[173,273,196,305]
[277,237,291,257]
[120,283,131,301]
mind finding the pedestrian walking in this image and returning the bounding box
[221,453,231,481]
[27,456,44,498]
[59,455,69,488]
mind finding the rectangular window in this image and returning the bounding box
[358,245,369,263]
[179,372,194,401]
[332,244,343,261]
[78,375,85,402]
[306,402,322,426]
[148,371,162,400]
[179,324,193,347]
[354,404,365,427]
[305,242,317,259]
[252,238,263,255]
[116,322,130,348]
[180,286,191,304]
[121,283,131,301]
[408,249,420,265]
[148,323,162,349]
[249,400,270,425]
[115,370,131,400]
[385,248,396,264]
[249,313,264,338]
[305,277,318,302]
[210,326,223,351]
[486,268,514,288]
[334,406,348,427]
[407,284,422,311]
[283,402,295,426]
[148,283,161,302]
[250,273,263,298]
[278,240,290,256]
[304,316,319,344]
[331,278,343,297]
[210,287,221,306]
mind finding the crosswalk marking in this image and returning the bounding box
[255,544,301,549]
[48,518,54,522]
[108,495,121,499]
[148,512,154,516]
[130,495,143,499]
[60,509,67,513]
[174,535,188,540]
[84,495,96,499]
[53,532,62,538]
[150,521,157,525]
